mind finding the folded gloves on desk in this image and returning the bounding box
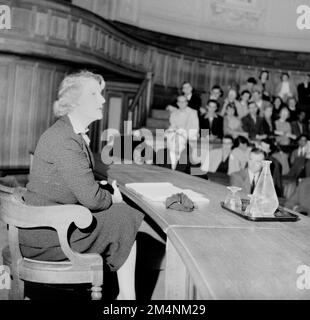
[165,192,195,212]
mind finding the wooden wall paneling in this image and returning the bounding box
[26,64,38,160]
[11,63,33,166]
[0,62,9,166]
[11,7,32,37]
[225,65,239,91]
[210,63,225,92]
[33,9,49,37]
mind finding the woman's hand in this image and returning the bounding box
[111,180,123,203]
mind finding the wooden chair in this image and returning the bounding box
[0,186,103,300]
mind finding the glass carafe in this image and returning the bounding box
[248,160,279,217]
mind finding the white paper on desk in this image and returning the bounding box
[125,182,209,203]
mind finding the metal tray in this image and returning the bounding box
[220,201,299,222]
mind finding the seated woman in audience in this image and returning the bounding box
[272,96,284,121]
[228,136,251,175]
[257,104,275,140]
[223,103,248,139]
[167,95,199,141]
[237,90,251,119]
[275,106,296,146]
[21,71,144,300]
[257,70,273,101]
[275,73,297,103]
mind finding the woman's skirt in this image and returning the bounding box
[19,198,144,272]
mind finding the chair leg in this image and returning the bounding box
[9,276,24,300]
[91,285,102,300]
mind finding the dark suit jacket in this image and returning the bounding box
[200,115,224,139]
[187,92,202,112]
[241,114,263,140]
[25,115,112,211]
[230,169,251,196]
[291,121,309,138]
[258,118,275,136]
[297,82,310,106]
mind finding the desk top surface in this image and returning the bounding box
[167,226,310,299]
[94,154,310,232]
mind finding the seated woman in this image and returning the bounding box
[272,96,284,121]
[228,136,251,175]
[20,71,144,300]
[223,103,248,139]
[275,106,296,147]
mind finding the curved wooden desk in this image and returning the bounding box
[94,154,310,299]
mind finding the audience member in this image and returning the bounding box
[291,110,309,138]
[200,99,223,141]
[167,95,199,140]
[228,136,251,175]
[237,90,251,118]
[259,138,284,197]
[297,74,310,110]
[275,106,296,146]
[230,148,265,196]
[272,96,284,121]
[287,97,298,122]
[257,104,275,140]
[241,101,263,140]
[275,73,297,103]
[223,103,248,139]
[240,77,257,95]
[251,89,271,117]
[257,70,273,101]
[287,134,309,180]
[220,88,241,116]
[181,81,202,112]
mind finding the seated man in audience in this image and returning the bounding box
[201,135,234,174]
[257,104,275,140]
[285,177,310,215]
[259,138,284,197]
[240,77,257,95]
[297,74,310,113]
[251,89,271,117]
[201,85,224,116]
[181,81,202,112]
[200,99,223,142]
[287,134,309,179]
[241,102,263,140]
[228,136,251,175]
[230,148,265,196]
[168,81,201,113]
[291,110,309,138]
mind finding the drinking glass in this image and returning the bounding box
[224,186,242,211]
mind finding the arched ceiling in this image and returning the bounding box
[72,0,310,52]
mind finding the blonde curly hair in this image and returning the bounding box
[53,70,105,117]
